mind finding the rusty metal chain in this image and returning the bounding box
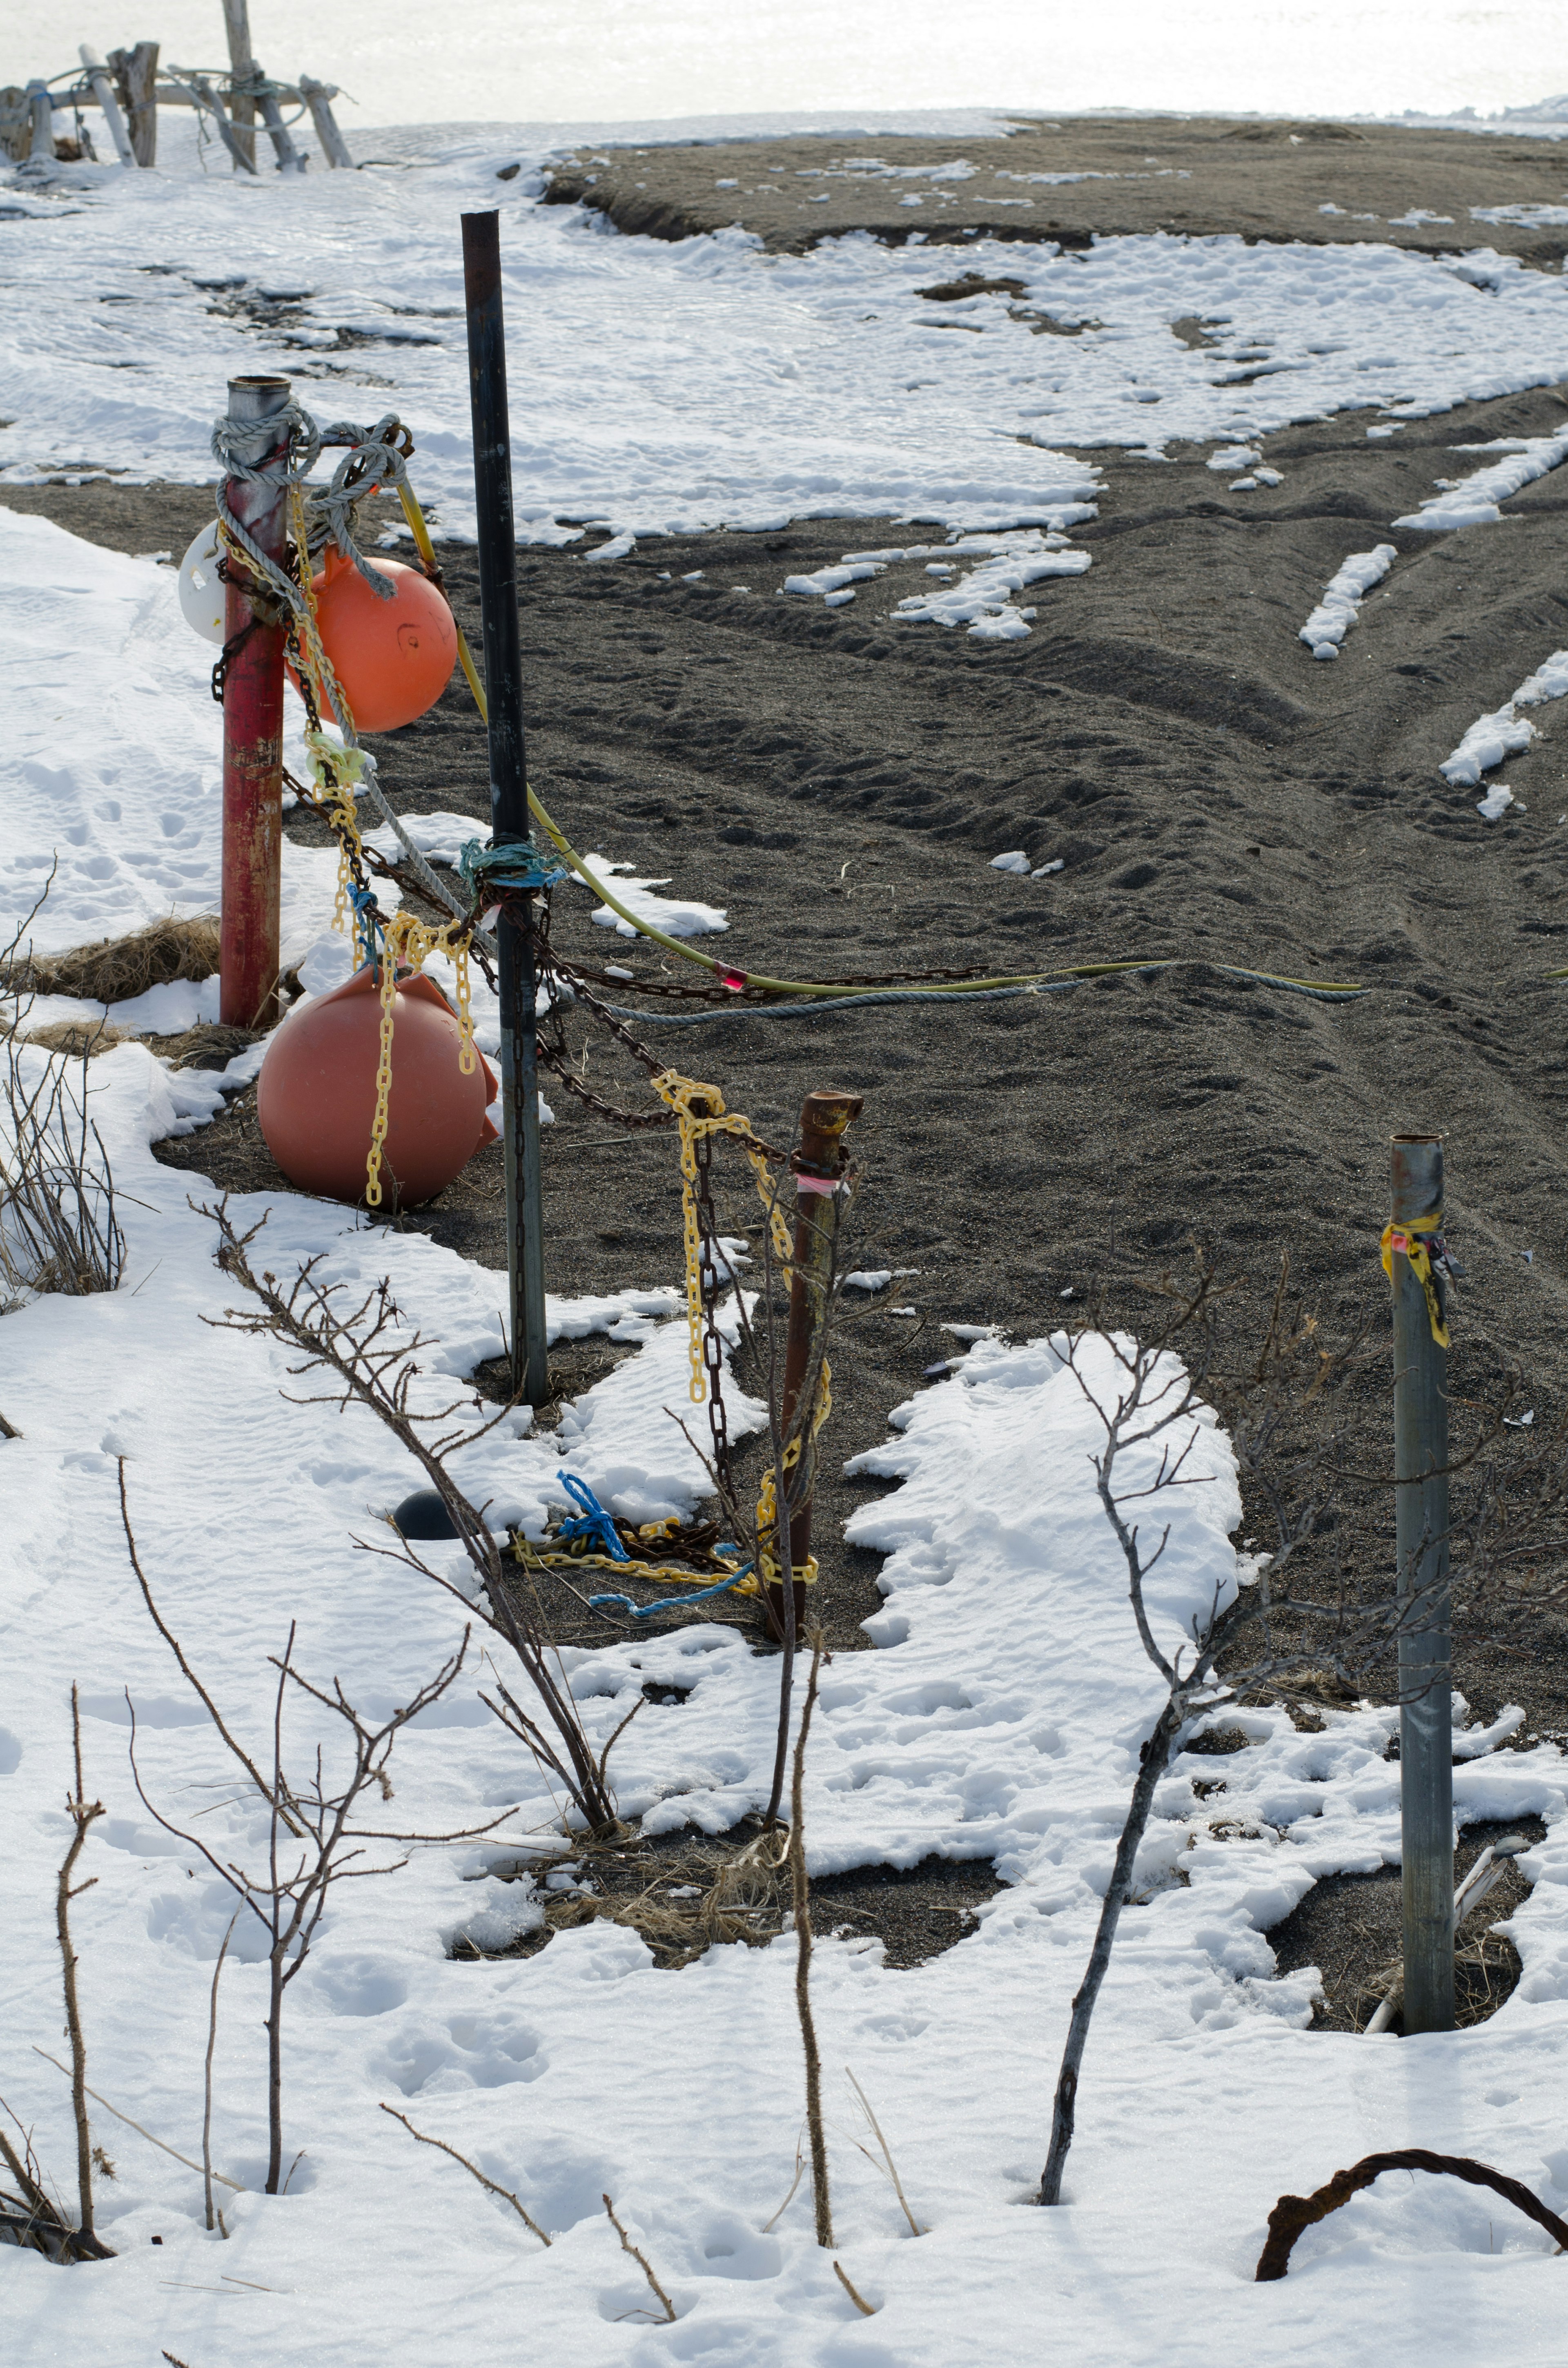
[693,1128,733,1489]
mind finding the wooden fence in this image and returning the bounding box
[1,2,352,174]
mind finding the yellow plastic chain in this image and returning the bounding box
[755,1361,831,1592]
[365,912,479,1208]
[649,1070,793,1407]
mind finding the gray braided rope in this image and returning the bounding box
[212,398,490,942]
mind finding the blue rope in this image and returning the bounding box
[554,1471,630,1562]
[589,1561,756,1621]
[459,836,571,896]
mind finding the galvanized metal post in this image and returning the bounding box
[219,374,290,1031]
[767,1090,862,1642]
[1390,1133,1454,2034]
[461,210,549,1410]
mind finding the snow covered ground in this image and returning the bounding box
[11,138,1568,556]
[9,121,1568,2368]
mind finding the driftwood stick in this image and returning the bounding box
[1256,2148,1568,2280]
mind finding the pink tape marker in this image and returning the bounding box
[795,1174,841,1196]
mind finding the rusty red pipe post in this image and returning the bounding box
[765,1088,863,1644]
[220,373,291,1030]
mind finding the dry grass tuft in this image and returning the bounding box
[4,916,221,1004]
[456,1829,790,1969]
[142,1023,260,1073]
[22,1021,127,1060]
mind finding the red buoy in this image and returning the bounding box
[257,963,498,1208]
[288,546,457,734]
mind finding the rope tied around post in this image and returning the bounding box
[1379,1211,1451,1348]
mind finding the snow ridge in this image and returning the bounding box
[1394,426,1568,529]
[1298,542,1397,660]
[1439,647,1568,784]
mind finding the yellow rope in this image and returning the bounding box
[512,1532,760,1597]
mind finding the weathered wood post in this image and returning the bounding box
[298,76,353,169]
[461,210,550,1408]
[25,80,53,161]
[766,1090,861,1641]
[107,44,159,167]
[220,0,257,170]
[219,375,291,1031]
[189,73,257,174]
[78,47,135,166]
[254,73,305,174]
[1389,1133,1454,2034]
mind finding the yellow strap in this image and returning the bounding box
[1380,1213,1450,1348]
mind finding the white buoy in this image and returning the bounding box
[178,522,227,645]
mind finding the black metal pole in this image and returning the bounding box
[462,210,548,1409]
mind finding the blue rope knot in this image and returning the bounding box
[554,1470,630,1562]
[459,836,571,898]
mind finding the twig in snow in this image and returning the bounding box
[56,1684,105,2250]
[834,2259,878,2315]
[845,2067,922,2236]
[761,2125,807,2232]
[203,1914,238,2232]
[32,2051,245,2193]
[379,2105,550,2245]
[602,2192,677,2320]
[789,1638,833,2247]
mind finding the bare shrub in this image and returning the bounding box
[1038,1257,1568,2204]
[120,1465,515,2193]
[1,890,127,1307]
[201,1197,625,1835]
[1,1031,127,1305]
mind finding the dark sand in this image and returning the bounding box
[11,125,1568,1990]
[541,117,1568,268]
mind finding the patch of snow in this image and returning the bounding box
[1394,425,1568,528]
[1440,649,1568,783]
[572,854,729,939]
[1298,542,1397,659]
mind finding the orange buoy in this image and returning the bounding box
[257,963,498,1208]
[290,546,457,733]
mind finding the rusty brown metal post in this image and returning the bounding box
[765,1088,862,1643]
[219,373,290,1030]
[1390,1133,1454,2034]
